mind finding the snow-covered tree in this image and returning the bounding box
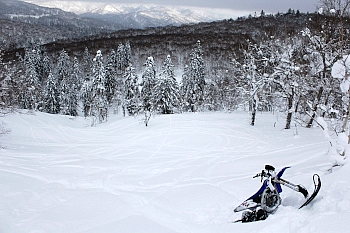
[181,40,205,112]
[140,56,157,126]
[125,41,132,69]
[43,71,60,114]
[82,47,92,78]
[116,41,132,73]
[302,10,344,128]
[123,63,140,116]
[105,50,118,105]
[331,55,350,163]
[80,79,92,118]
[42,52,52,82]
[271,38,304,129]
[67,57,80,116]
[141,56,157,112]
[90,50,108,125]
[241,41,275,126]
[117,43,126,72]
[207,69,241,112]
[20,44,44,110]
[0,62,19,109]
[55,49,72,115]
[203,79,220,111]
[153,55,180,114]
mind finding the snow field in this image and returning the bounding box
[0,111,349,232]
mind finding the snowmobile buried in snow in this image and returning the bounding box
[234,165,321,223]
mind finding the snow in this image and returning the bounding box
[0,111,350,232]
[332,55,350,93]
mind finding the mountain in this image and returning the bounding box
[0,0,73,17]
[23,1,245,28]
[0,0,124,50]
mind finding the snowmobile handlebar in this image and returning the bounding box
[253,169,309,198]
[253,170,271,182]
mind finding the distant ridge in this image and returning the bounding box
[22,0,249,28]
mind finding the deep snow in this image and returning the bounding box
[0,111,349,233]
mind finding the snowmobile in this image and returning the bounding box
[234,165,321,223]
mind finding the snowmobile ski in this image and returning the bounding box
[299,174,321,209]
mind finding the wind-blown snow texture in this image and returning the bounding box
[0,111,349,232]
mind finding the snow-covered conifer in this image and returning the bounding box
[124,41,132,69]
[181,40,205,112]
[141,56,157,112]
[80,79,92,118]
[105,50,118,105]
[117,43,126,72]
[123,63,140,116]
[153,55,180,114]
[91,50,108,124]
[55,49,72,115]
[82,47,92,78]
[67,57,80,116]
[43,71,60,114]
[42,53,52,82]
[21,44,43,110]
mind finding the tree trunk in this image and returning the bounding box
[285,91,294,129]
[251,98,257,126]
[306,86,324,128]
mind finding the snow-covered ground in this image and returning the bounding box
[0,111,349,233]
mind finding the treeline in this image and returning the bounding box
[0,40,207,126]
[0,10,349,132]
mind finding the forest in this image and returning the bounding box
[0,3,349,137]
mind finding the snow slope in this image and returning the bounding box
[0,111,349,232]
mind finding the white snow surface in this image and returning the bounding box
[0,111,350,232]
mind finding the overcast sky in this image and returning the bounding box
[78,0,320,13]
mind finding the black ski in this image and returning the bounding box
[299,174,321,209]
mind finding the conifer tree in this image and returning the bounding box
[117,43,126,72]
[81,79,92,117]
[181,40,205,112]
[105,50,118,105]
[67,57,80,116]
[42,52,51,82]
[82,47,92,79]
[0,61,19,109]
[55,49,72,115]
[43,71,60,114]
[124,41,132,69]
[123,63,140,116]
[81,48,92,117]
[141,56,157,112]
[21,44,43,110]
[91,50,108,124]
[153,55,180,114]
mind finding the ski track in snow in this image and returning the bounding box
[0,111,349,233]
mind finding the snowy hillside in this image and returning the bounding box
[0,111,349,232]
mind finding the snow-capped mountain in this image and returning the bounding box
[23,0,246,28]
[0,0,124,50]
